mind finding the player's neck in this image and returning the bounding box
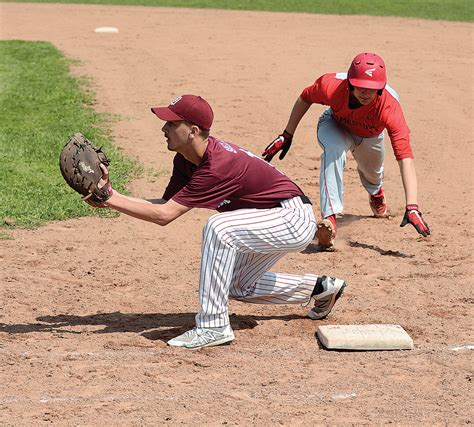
[348,93,363,109]
[179,137,209,165]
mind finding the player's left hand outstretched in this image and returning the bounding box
[400,204,430,237]
[59,132,114,205]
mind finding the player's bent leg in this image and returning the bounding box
[232,271,346,321]
[231,270,317,304]
[196,197,316,327]
[228,252,286,300]
[316,110,353,248]
[352,133,388,217]
[317,109,353,219]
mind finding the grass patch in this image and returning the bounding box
[0,231,14,240]
[2,0,473,21]
[0,40,141,229]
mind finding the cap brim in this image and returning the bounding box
[348,78,385,90]
[151,107,184,122]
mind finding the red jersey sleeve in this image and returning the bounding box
[300,73,340,105]
[381,94,413,160]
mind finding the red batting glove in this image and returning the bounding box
[262,130,293,162]
[400,204,431,237]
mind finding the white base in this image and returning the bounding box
[95,27,119,33]
[317,324,414,351]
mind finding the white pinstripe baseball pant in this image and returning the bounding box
[317,108,385,218]
[196,196,318,328]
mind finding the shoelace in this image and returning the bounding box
[191,328,222,345]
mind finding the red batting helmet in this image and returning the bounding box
[347,52,387,90]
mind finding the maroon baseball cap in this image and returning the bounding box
[151,95,214,131]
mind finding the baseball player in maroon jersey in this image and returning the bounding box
[89,94,346,349]
[263,52,430,250]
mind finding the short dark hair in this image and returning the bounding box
[198,128,210,139]
[185,121,210,139]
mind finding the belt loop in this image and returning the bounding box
[300,195,312,205]
[276,195,312,208]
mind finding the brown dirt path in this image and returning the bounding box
[1,4,473,424]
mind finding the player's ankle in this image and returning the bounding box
[324,214,337,229]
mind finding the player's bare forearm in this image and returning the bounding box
[398,157,418,205]
[111,190,154,204]
[105,193,191,226]
[100,188,168,205]
[285,97,311,135]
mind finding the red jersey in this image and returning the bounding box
[301,73,413,160]
[162,136,304,211]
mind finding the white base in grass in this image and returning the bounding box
[95,27,119,33]
[317,324,414,351]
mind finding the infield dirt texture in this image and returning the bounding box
[1,4,473,424]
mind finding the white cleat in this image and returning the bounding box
[167,325,235,349]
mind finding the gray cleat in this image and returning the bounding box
[167,325,235,349]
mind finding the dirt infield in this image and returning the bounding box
[1,3,473,424]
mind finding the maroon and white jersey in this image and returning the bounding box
[162,136,304,211]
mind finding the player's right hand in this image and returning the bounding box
[85,164,113,207]
[262,130,293,162]
[97,163,110,190]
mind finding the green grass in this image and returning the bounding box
[0,4,470,228]
[0,231,14,240]
[0,41,142,229]
[3,0,473,21]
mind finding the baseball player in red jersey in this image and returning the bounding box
[263,52,430,250]
[88,94,346,349]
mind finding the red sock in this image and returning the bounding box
[325,214,336,229]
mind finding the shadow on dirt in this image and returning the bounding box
[0,312,303,340]
[301,243,334,254]
[347,240,414,258]
[302,238,413,257]
[302,214,406,255]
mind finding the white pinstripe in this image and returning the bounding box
[196,196,317,328]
